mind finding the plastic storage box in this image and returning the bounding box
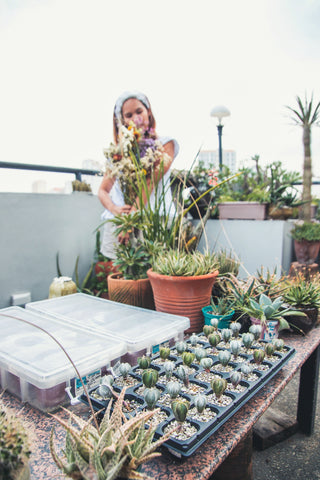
[0,306,127,412]
[26,293,190,363]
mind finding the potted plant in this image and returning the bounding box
[147,249,219,334]
[267,161,302,219]
[202,296,235,329]
[290,221,320,264]
[242,293,306,341]
[0,395,31,480]
[283,273,320,333]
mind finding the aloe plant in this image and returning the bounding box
[152,249,218,277]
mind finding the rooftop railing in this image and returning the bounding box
[0,161,101,182]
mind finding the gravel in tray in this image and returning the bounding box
[226,382,247,393]
[113,376,140,388]
[212,364,234,373]
[206,393,233,407]
[188,407,217,422]
[195,371,221,383]
[164,420,198,440]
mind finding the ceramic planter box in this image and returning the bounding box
[218,202,268,220]
[81,331,295,458]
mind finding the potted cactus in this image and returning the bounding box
[290,221,320,265]
[202,296,235,329]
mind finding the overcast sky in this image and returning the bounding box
[1,0,320,192]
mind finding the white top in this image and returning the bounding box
[101,136,179,220]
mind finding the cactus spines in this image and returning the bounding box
[166,381,182,399]
[230,371,242,388]
[194,347,207,363]
[163,360,175,379]
[253,349,265,365]
[203,325,215,337]
[142,368,159,388]
[200,357,213,372]
[182,351,195,367]
[137,355,151,370]
[210,317,219,330]
[144,388,161,409]
[171,399,190,423]
[230,339,242,358]
[218,350,231,367]
[194,394,207,413]
[221,328,232,343]
[159,346,171,361]
[211,377,227,399]
[249,324,262,341]
[230,321,241,337]
[119,362,131,379]
[208,332,221,349]
[175,341,187,354]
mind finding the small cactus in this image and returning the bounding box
[137,355,151,370]
[144,388,161,409]
[176,365,189,387]
[265,343,275,357]
[171,399,190,423]
[230,339,242,358]
[182,351,195,367]
[208,332,221,349]
[230,371,242,388]
[221,328,232,343]
[218,350,231,367]
[203,325,214,337]
[189,333,198,346]
[96,384,113,399]
[249,324,262,341]
[194,394,207,413]
[159,346,171,361]
[166,381,181,399]
[242,332,255,350]
[210,318,219,330]
[200,357,213,372]
[175,341,187,354]
[273,338,284,351]
[253,349,265,365]
[211,377,227,399]
[119,362,131,379]
[142,368,159,388]
[230,321,241,337]
[163,360,175,380]
[241,363,253,376]
[194,347,207,363]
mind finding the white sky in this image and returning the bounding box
[1,0,320,192]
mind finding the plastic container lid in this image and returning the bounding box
[26,293,190,352]
[0,306,127,388]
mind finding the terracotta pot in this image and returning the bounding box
[95,260,118,278]
[107,273,155,310]
[294,239,320,265]
[147,269,219,334]
[287,307,319,334]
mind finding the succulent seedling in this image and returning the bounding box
[119,362,131,379]
[159,346,171,361]
[218,350,231,367]
[200,357,213,372]
[230,321,241,337]
[264,343,275,358]
[194,394,207,414]
[249,324,262,342]
[242,332,255,352]
[182,351,195,367]
[273,338,284,351]
[208,332,221,352]
[230,339,242,360]
[241,363,253,378]
[176,364,190,387]
[253,349,265,365]
[194,347,207,363]
[137,355,151,370]
[144,388,161,410]
[189,333,198,346]
[175,340,187,354]
[171,399,190,425]
[211,377,228,400]
[163,360,175,380]
[230,371,242,388]
[203,325,215,337]
[166,381,182,399]
[142,368,159,388]
[221,328,232,344]
[210,318,219,330]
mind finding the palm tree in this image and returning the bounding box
[286,94,320,221]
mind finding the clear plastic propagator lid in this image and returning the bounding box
[0,306,127,388]
[26,293,190,352]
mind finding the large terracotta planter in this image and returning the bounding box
[294,239,320,265]
[107,273,155,310]
[147,269,219,334]
[218,202,267,220]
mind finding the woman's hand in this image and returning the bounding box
[110,204,132,216]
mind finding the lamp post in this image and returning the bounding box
[210,105,230,171]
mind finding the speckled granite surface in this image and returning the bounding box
[2,327,320,480]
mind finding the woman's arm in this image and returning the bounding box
[98,175,132,216]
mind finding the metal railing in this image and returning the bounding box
[0,161,101,182]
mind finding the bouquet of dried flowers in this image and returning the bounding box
[103,122,171,205]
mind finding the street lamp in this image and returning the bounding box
[210,105,230,171]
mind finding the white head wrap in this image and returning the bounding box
[114,91,150,123]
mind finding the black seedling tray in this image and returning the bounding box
[80,332,295,458]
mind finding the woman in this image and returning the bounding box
[98,90,179,259]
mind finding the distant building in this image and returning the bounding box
[198,149,237,173]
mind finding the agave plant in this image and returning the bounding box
[50,387,175,480]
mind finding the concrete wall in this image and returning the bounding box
[0,192,104,308]
[197,219,295,278]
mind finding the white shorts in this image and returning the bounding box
[100,221,118,260]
